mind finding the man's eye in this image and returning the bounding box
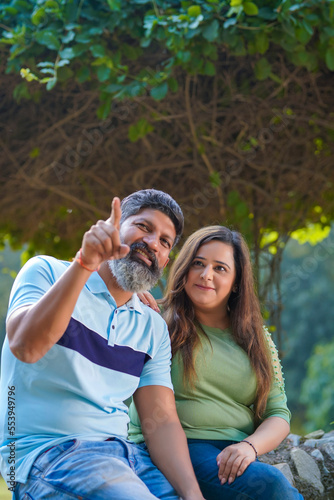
[161,239,171,248]
[137,223,148,230]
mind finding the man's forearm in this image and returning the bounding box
[7,260,92,363]
[145,421,204,500]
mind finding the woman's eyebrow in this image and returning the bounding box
[193,255,231,269]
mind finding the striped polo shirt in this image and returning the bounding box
[0,256,172,485]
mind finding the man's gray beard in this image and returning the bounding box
[108,257,163,293]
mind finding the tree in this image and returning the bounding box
[1,1,334,347]
[300,339,334,432]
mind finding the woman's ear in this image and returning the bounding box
[232,284,238,293]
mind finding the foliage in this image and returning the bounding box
[1,0,334,107]
[300,339,334,432]
[279,228,334,429]
[0,1,334,349]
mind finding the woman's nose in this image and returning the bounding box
[200,265,213,280]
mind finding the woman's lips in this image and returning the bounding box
[195,284,215,291]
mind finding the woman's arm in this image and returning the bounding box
[216,416,290,485]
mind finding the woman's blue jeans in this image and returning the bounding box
[187,439,304,500]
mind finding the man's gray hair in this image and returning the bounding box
[120,189,184,246]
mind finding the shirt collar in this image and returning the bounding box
[85,273,144,314]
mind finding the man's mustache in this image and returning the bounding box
[128,242,158,271]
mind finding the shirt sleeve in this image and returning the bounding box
[137,322,173,390]
[261,327,291,423]
[6,256,61,321]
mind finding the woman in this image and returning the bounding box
[129,226,303,499]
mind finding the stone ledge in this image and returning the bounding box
[259,430,334,499]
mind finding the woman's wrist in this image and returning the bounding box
[241,440,258,458]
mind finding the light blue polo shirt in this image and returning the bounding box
[0,256,173,485]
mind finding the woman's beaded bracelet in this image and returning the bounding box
[75,248,100,272]
[241,440,258,458]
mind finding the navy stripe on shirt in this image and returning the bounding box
[57,318,151,377]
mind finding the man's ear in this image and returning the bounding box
[163,258,170,268]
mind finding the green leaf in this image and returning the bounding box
[56,59,70,68]
[35,31,60,51]
[90,44,106,58]
[31,8,47,26]
[168,77,179,93]
[106,0,121,10]
[97,99,111,120]
[37,61,54,68]
[97,65,111,82]
[325,48,334,71]
[76,66,90,83]
[203,61,216,75]
[209,171,221,187]
[57,66,73,82]
[223,18,237,29]
[257,7,277,20]
[254,57,272,80]
[13,82,31,103]
[177,51,192,63]
[62,31,75,43]
[128,118,154,142]
[188,5,201,17]
[243,2,259,16]
[59,47,76,59]
[255,32,269,54]
[46,77,57,90]
[202,19,220,42]
[29,147,40,159]
[150,81,168,101]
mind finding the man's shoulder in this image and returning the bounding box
[20,255,70,274]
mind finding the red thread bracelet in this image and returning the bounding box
[241,440,258,458]
[75,248,100,272]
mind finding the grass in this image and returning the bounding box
[0,477,11,500]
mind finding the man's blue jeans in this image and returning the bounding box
[187,439,304,500]
[14,438,180,499]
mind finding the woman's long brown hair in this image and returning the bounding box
[161,226,272,422]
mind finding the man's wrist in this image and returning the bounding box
[74,248,100,272]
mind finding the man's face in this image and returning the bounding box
[108,209,176,293]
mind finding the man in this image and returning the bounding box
[0,189,205,500]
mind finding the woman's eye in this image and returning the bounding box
[192,260,203,267]
[216,266,225,272]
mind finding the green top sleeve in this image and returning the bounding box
[128,325,291,443]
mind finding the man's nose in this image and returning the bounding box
[143,233,159,252]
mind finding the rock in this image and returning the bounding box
[291,448,324,494]
[303,439,318,448]
[310,449,331,475]
[321,442,334,461]
[304,430,325,440]
[259,432,334,499]
[287,433,301,446]
[273,463,295,486]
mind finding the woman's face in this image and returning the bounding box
[184,240,237,316]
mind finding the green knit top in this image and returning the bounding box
[128,325,290,443]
